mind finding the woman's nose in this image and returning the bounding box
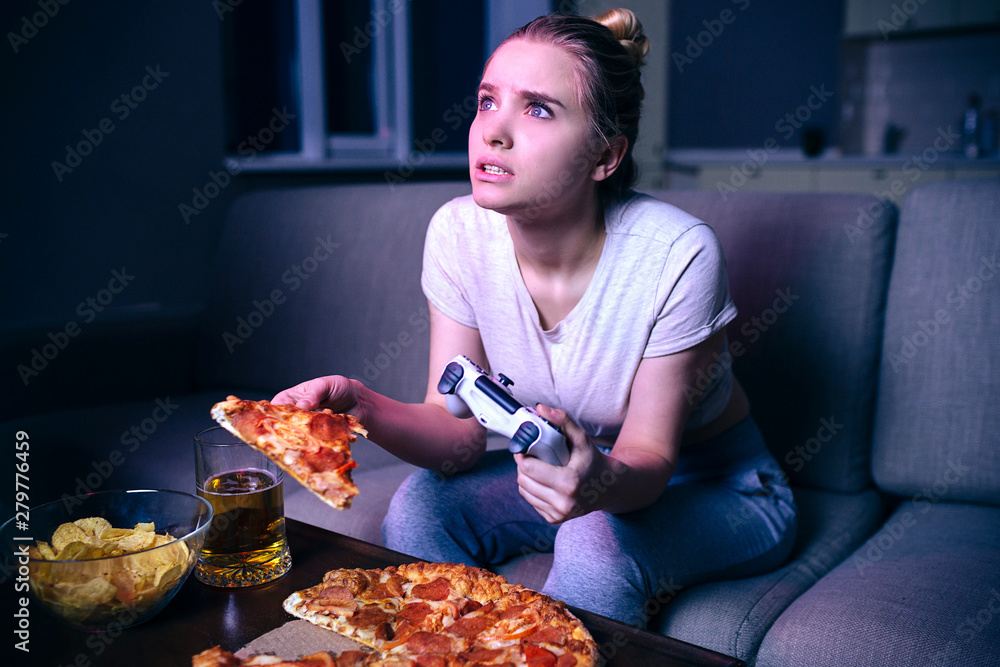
[481,114,512,149]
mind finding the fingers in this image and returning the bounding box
[516,404,601,523]
[535,403,586,442]
[271,387,308,409]
[516,475,583,524]
[533,404,591,469]
[271,385,313,409]
[534,403,567,427]
[514,459,577,524]
[272,377,335,411]
[517,487,562,525]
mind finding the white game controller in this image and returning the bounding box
[437,355,570,466]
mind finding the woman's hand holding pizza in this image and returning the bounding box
[272,375,361,416]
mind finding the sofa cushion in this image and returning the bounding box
[195,182,472,404]
[650,485,884,663]
[872,180,1000,504]
[649,191,897,493]
[284,459,419,546]
[493,552,556,591]
[756,501,1000,667]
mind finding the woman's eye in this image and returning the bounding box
[527,104,552,119]
[478,97,496,112]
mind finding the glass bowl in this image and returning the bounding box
[1,489,213,632]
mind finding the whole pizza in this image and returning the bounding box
[194,562,600,666]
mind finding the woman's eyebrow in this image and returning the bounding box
[477,81,566,109]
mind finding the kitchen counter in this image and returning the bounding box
[661,148,999,197]
[664,148,1000,168]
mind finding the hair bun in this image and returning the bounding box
[595,8,649,69]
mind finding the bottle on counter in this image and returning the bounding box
[963,92,981,159]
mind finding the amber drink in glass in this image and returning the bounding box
[194,426,291,587]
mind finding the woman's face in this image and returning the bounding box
[469,39,600,218]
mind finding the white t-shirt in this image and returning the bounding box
[421,192,737,448]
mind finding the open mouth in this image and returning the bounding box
[481,164,511,175]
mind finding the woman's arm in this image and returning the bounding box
[355,302,490,470]
[514,329,729,521]
[273,302,489,472]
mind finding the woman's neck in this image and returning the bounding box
[505,192,606,278]
[505,191,608,330]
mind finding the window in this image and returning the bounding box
[222,0,556,174]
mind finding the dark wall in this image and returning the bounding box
[0,1,471,418]
[0,1,472,340]
[668,0,844,150]
[1,1,238,329]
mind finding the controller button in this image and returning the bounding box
[437,361,464,394]
[509,422,540,455]
[498,374,514,388]
[474,375,521,415]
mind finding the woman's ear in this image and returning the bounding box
[590,135,628,183]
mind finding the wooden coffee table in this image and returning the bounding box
[24,519,745,666]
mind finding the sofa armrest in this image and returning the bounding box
[1,306,204,421]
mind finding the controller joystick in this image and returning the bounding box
[446,393,473,419]
[437,355,570,466]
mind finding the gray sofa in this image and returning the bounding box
[3,179,998,666]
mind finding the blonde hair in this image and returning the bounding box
[596,8,649,75]
[490,9,649,201]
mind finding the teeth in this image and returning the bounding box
[482,165,510,175]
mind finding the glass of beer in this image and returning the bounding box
[193,426,292,587]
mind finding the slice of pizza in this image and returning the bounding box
[192,646,372,666]
[211,396,368,510]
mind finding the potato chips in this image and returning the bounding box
[34,517,172,561]
[28,517,193,626]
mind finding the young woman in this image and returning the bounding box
[274,9,797,628]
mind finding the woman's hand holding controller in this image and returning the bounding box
[514,404,614,524]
